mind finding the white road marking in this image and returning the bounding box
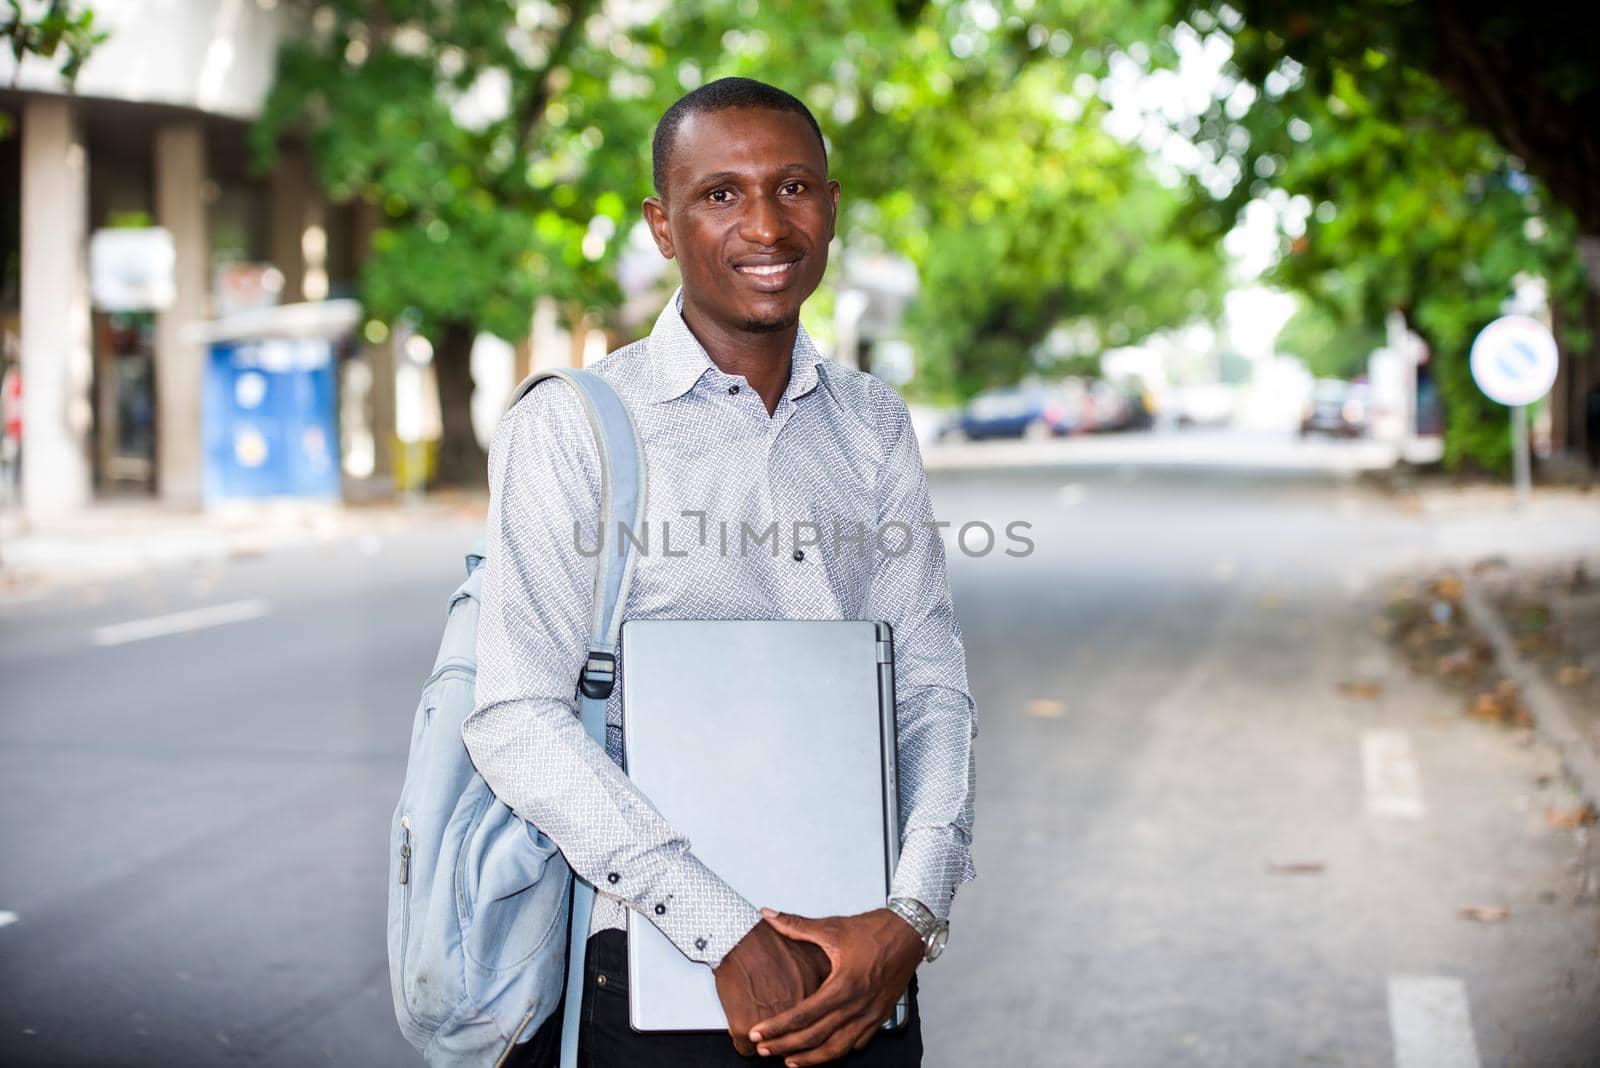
[1362,728,1426,818]
[91,599,268,647]
[1388,975,1482,1068]
[0,910,17,929]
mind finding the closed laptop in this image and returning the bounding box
[619,618,902,1032]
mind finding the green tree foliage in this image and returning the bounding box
[1,0,106,82]
[256,1,1224,482]
[1166,4,1587,470]
[254,0,646,484]
[893,64,1224,398]
[1274,299,1381,382]
[0,0,107,138]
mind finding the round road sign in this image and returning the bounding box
[1469,315,1558,407]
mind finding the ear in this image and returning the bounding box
[826,180,841,242]
[642,195,675,260]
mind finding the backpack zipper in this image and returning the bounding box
[422,660,476,690]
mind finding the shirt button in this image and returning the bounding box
[727,384,740,395]
[654,903,667,915]
[607,872,620,885]
[792,549,805,562]
[695,937,708,951]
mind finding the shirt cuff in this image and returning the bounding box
[890,825,976,925]
[608,848,761,968]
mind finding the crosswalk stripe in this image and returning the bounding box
[1362,728,1426,818]
[1388,975,1482,1068]
[90,599,268,647]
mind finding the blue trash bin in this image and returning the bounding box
[202,335,340,503]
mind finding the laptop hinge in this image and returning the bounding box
[876,638,894,664]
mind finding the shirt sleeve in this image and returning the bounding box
[464,383,761,967]
[864,388,978,925]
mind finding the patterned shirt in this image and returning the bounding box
[467,288,976,968]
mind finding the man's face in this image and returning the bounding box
[644,107,840,335]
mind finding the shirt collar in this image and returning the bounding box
[645,286,827,405]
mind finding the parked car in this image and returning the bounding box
[1085,380,1154,432]
[947,384,1080,440]
[1300,379,1370,438]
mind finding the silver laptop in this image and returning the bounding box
[619,618,905,1032]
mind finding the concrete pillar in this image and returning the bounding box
[153,122,208,507]
[19,96,94,518]
[269,145,318,303]
[353,200,395,486]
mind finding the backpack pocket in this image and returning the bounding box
[458,797,570,973]
[388,669,487,1041]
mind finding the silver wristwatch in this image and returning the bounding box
[886,897,949,962]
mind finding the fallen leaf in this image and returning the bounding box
[1338,680,1382,700]
[1457,905,1510,923]
[1556,664,1592,687]
[1431,575,1464,603]
[1435,648,1482,679]
[1545,804,1599,829]
[1266,861,1325,875]
[1025,699,1067,719]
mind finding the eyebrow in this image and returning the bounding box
[688,163,825,190]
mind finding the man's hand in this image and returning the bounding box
[712,919,832,1056]
[746,907,923,1066]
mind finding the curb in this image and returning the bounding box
[1463,579,1600,811]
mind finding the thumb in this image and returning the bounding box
[760,908,822,944]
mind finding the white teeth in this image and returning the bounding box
[740,262,792,276]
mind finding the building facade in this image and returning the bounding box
[0,0,380,516]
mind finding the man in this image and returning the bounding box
[466,77,976,1067]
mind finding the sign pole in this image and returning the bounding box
[1469,315,1558,509]
[1510,403,1531,505]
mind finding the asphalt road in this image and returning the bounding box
[2,434,1597,1067]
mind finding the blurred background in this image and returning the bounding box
[1,1,1597,1065]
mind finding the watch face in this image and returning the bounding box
[926,924,949,961]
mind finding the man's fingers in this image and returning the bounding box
[749,976,851,1042]
[752,1005,854,1058]
[850,1015,882,1051]
[784,1017,871,1068]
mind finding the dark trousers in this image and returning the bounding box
[510,930,924,1068]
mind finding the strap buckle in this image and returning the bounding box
[579,651,616,699]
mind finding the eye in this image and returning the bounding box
[707,187,733,203]
[780,181,805,195]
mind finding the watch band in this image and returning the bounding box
[887,897,948,962]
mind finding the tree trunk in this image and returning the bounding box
[431,319,487,489]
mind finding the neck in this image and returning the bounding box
[678,295,798,416]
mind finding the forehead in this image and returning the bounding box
[665,107,826,189]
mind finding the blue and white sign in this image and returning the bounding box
[1469,315,1558,407]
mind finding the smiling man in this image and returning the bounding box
[467,78,976,1068]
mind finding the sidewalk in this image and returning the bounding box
[0,492,488,601]
[1367,475,1600,819]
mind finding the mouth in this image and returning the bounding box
[732,255,803,291]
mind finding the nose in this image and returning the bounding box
[739,190,791,248]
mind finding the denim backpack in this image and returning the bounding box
[388,368,646,1067]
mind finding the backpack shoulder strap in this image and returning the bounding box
[507,368,646,719]
[506,368,645,1068]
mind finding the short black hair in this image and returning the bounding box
[651,77,828,196]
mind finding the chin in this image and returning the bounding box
[740,312,798,334]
